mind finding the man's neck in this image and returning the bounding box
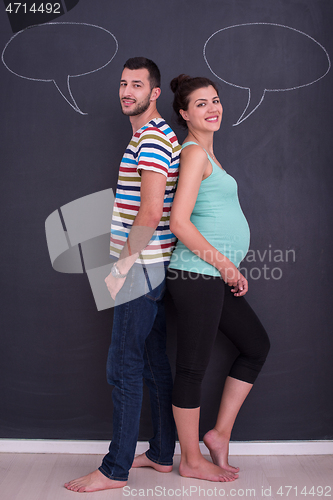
[129,105,162,134]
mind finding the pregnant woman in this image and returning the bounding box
[167,75,270,482]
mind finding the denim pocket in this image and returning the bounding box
[143,265,167,302]
[145,281,166,302]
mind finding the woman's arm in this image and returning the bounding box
[170,145,247,296]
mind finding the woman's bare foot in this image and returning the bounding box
[203,429,239,473]
[64,469,126,492]
[179,455,238,482]
[132,452,173,472]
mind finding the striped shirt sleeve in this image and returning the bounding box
[136,127,172,177]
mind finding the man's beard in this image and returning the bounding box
[121,92,151,116]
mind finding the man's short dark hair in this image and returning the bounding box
[124,57,161,89]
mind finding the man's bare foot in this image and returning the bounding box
[203,429,239,473]
[179,455,238,482]
[132,452,173,472]
[64,469,126,492]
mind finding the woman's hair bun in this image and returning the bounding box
[170,74,191,93]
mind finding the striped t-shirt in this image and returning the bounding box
[110,118,180,264]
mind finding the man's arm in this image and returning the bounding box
[105,169,167,299]
[118,169,166,269]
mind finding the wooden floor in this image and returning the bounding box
[0,454,332,499]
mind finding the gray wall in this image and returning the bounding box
[0,0,332,442]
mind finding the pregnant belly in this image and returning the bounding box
[192,210,250,267]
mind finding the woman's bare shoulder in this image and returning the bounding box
[180,143,208,167]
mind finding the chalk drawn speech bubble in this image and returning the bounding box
[203,23,331,125]
[2,22,118,114]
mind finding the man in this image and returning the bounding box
[65,57,180,492]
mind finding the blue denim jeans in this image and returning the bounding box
[99,263,175,481]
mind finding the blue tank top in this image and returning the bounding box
[169,142,250,276]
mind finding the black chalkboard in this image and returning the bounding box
[0,0,332,442]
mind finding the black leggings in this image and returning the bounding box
[167,270,270,409]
